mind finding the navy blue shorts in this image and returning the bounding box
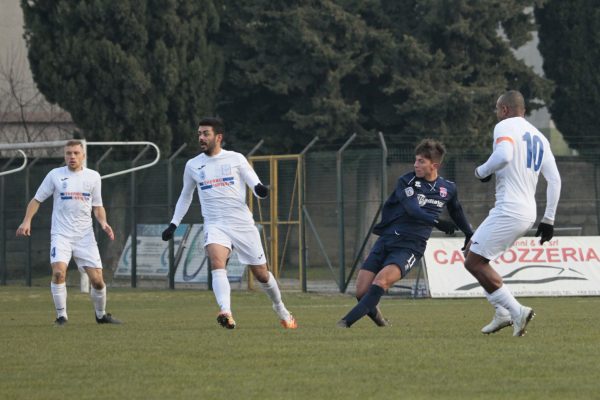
[361,235,423,277]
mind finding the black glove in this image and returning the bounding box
[479,175,492,183]
[162,223,177,241]
[535,222,554,245]
[462,232,473,251]
[434,219,457,235]
[254,183,269,198]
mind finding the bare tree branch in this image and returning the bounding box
[0,45,75,157]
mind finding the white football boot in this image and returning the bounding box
[512,306,535,337]
[481,312,512,334]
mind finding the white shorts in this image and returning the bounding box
[203,224,266,266]
[50,233,102,271]
[470,212,534,261]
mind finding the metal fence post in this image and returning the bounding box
[1,156,18,285]
[130,146,150,288]
[299,136,319,292]
[595,163,600,235]
[246,140,264,158]
[378,132,388,204]
[336,133,357,293]
[339,132,388,293]
[167,144,187,289]
[25,158,40,286]
[76,146,113,294]
[0,173,5,286]
[246,140,264,291]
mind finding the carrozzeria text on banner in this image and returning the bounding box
[423,236,600,298]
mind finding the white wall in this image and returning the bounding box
[0,0,34,96]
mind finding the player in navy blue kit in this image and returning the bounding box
[337,139,473,328]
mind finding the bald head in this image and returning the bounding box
[496,90,526,121]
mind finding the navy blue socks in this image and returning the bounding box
[342,284,385,326]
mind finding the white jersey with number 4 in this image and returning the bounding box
[34,166,103,238]
[486,117,560,223]
[171,149,261,226]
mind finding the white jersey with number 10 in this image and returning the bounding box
[491,116,556,222]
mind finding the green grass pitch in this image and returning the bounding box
[1,287,599,399]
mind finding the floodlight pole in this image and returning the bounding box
[167,144,187,289]
[130,145,151,288]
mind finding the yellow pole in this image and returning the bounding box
[270,157,279,278]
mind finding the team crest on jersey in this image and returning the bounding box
[440,187,447,198]
[199,170,206,181]
[404,187,414,197]
[221,164,231,175]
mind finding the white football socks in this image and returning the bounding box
[211,269,231,313]
[260,271,291,320]
[484,290,510,317]
[51,282,67,319]
[91,286,107,319]
[488,285,522,319]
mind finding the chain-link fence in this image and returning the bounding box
[1,141,599,292]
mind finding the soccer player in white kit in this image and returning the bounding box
[16,140,121,326]
[463,90,561,337]
[162,117,297,330]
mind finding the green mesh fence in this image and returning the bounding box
[1,147,599,292]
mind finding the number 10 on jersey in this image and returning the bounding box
[522,132,544,172]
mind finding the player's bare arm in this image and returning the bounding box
[16,199,41,237]
[93,206,114,240]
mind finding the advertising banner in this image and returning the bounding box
[173,225,246,284]
[423,236,600,298]
[114,224,247,283]
[114,224,188,278]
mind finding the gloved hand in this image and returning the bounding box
[162,223,177,241]
[479,175,492,183]
[434,219,457,235]
[254,183,269,198]
[535,222,554,245]
[462,232,473,252]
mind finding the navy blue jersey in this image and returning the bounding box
[372,172,472,251]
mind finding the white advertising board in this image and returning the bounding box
[114,224,247,283]
[174,224,246,284]
[423,236,600,298]
[114,224,188,278]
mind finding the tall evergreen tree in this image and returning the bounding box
[353,0,552,151]
[21,0,223,153]
[535,0,600,157]
[215,0,376,151]
[217,0,551,152]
